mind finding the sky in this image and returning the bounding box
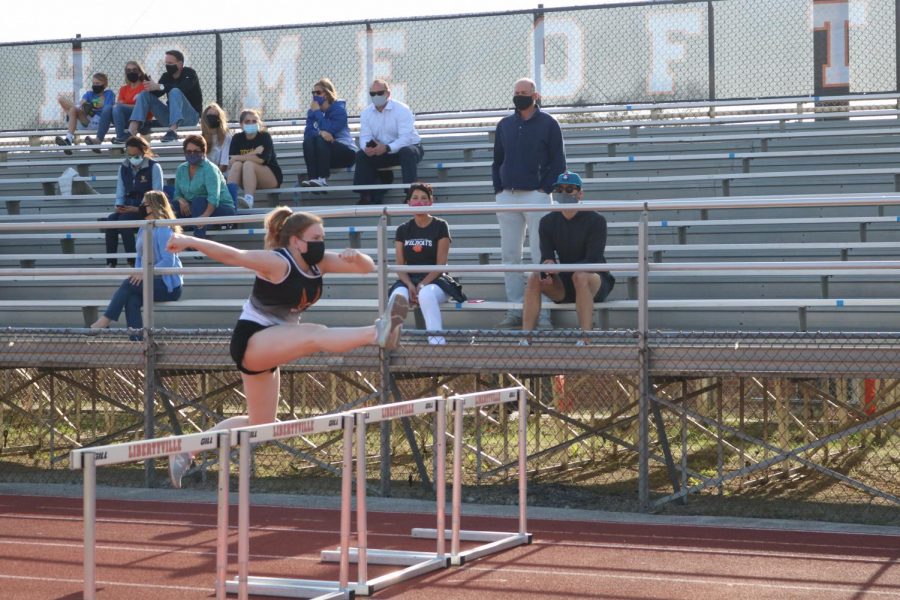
[1,0,649,43]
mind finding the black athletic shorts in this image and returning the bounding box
[230,319,276,375]
[554,271,616,304]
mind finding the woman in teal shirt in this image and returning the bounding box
[172,134,236,238]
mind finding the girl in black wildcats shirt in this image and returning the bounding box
[227,108,283,210]
[388,183,465,344]
[164,207,408,487]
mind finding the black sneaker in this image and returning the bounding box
[161,130,178,143]
[55,135,73,155]
[111,136,128,145]
[84,136,101,154]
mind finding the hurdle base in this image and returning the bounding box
[226,575,355,599]
[322,547,442,567]
[360,557,449,595]
[410,529,532,565]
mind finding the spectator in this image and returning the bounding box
[55,73,115,154]
[388,183,466,345]
[104,136,163,267]
[163,207,409,487]
[111,61,153,144]
[200,103,232,174]
[228,108,282,210]
[301,78,357,190]
[521,171,615,342]
[353,79,423,205]
[127,50,202,143]
[91,191,183,334]
[171,135,235,238]
[492,77,565,329]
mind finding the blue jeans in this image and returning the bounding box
[94,103,114,142]
[304,136,356,179]
[353,144,424,204]
[104,276,182,330]
[130,88,199,129]
[189,195,237,238]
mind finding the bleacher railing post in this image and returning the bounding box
[638,204,650,511]
[377,211,392,495]
[142,222,156,487]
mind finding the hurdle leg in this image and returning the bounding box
[339,416,353,589]
[83,452,97,600]
[355,412,369,590]
[451,396,463,562]
[215,431,231,600]
[238,431,251,600]
[435,396,446,561]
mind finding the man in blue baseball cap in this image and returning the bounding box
[521,170,615,343]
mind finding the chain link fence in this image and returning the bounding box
[1,327,896,525]
[3,0,900,130]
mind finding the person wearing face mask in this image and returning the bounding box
[228,108,282,210]
[353,79,424,205]
[127,49,203,143]
[55,72,116,154]
[102,136,164,267]
[171,135,235,238]
[200,103,233,174]
[388,183,465,345]
[521,171,615,344]
[91,191,183,334]
[492,78,566,330]
[301,78,357,190]
[111,61,153,145]
[162,207,409,488]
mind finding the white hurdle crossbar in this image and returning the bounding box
[226,414,354,600]
[69,430,232,600]
[321,395,449,596]
[411,386,532,565]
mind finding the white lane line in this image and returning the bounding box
[0,572,212,592]
[532,539,900,564]
[0,539,320,562]
[452,563,900,597]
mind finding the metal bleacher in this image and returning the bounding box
[2,94,900,332]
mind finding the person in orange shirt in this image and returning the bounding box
[111,61,153,144]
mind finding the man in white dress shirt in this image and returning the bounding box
[353,79,424,205]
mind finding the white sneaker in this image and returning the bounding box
[168,452,192,488]
[243,194,254,209]
[374,294,409,349]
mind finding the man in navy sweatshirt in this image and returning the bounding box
[492,78,566,329]
[522,171,615,341]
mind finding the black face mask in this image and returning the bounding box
[91,84,104,94]
[126,72,140,83]
[204,114,221,128]
[137,204,149,219]
[513,95,534,111]
[301,240,325,266]
[165,64,178,76]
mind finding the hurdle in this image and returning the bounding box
[69,430,232,600]
[225,413,354,600]
[320,395,449,595]
[411,386,532,565]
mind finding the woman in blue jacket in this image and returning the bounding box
[105,135,163,267]
[301,78,358,189]
[91,191,184,333]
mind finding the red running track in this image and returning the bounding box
[0,493,897,599]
